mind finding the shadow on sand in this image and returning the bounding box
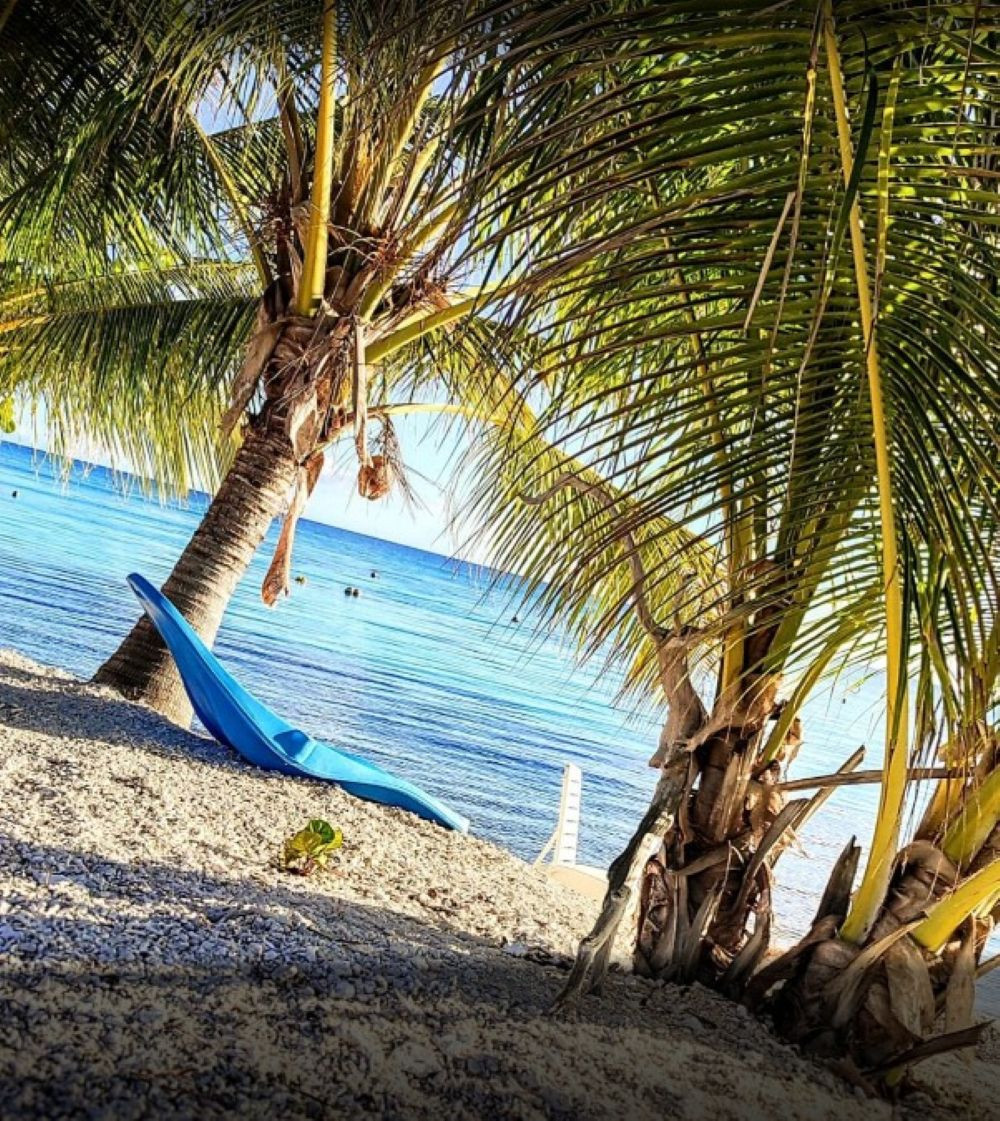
[0,831,814,1121]
[2,655,991,1121]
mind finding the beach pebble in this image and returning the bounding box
[501,941,528,957]
[394,1040,440,1078]
[463,1053,500,1076]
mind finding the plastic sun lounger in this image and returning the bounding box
[127,572,470,834]
[533,763,607,901]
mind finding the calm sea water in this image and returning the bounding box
[1,439,996,1005]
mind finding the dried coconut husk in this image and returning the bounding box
[690,732,758,845]
[868,842,959,943]
[747,773,786,841]
[358,454,393,500]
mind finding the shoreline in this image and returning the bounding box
[0,648,996,1120]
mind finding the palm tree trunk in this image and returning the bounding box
[93,405,298,726]
[634,723,777,986]
[555,671,790,1008]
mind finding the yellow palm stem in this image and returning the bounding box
[365,285,502,365]
[942,768,1000,870]
[336,401,499,429]
[824,2,909,945]
[295,0,338,317]
[378,402,481,420]
[912,861,1000,954]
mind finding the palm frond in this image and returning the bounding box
[0,258,258,490]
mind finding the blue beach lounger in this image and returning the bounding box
[127,573,470,833]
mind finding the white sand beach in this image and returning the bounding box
[0,649,997,1121]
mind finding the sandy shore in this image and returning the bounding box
[0,649,996,1121]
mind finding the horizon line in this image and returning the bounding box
[1,436,497,572]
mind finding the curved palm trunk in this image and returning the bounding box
[93,404,298,725]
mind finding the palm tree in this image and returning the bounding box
[0,1,245,489]
[463,0,999,1084]
[739,8,1000,1081]
[0,258,252,491]
[1,0,673,724]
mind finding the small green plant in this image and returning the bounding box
[281,819,343,876]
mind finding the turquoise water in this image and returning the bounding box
[0,438,986,973]
[0,441,667,868]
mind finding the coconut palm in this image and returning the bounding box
[463,0,999,1084]
[0,0,243,487]
[1,0,679,724]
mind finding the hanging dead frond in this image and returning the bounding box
[357,453,393,500]
[262,449,325,605]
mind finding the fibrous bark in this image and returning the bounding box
[93,400,300,725]
[754,838,991,1087]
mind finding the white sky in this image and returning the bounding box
[312,411,480,557]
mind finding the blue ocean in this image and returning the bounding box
[2,437,996,1004]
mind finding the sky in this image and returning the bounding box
[11,405,484,561]
[307,411,483,558]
